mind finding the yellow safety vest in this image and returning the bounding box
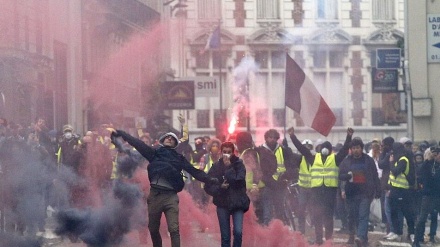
[192,151,201,169]
[310,153,338,188]
[298,156,312,188]
[56,139,82,170]
[388,156,410,189]
[241,148,261,189]
[272,147,286,181]
[203,155,214,173]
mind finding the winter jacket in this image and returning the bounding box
[114,130,212,192]
[339,153,381,200]
[204,155,249,212]
[419,159,440,197]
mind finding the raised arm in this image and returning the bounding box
[287,127,314,165]
[335,127,354,164]
[111,129,155,161]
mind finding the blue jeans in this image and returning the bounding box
[217,207,244,247]
[347,194,371,243]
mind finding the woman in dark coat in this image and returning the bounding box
[204,141,250,247]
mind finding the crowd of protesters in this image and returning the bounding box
[2,114,440,247]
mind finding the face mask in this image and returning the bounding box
[321,148,329,156]
[195,143,203,150]
[64,132,73,139]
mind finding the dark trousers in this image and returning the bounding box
[147,188,180,247]
[297,187,312,234]
[217,207,244,247]
[260,186,286,225]
[414,196,440,243]
[429,210,438,237]
[311,186,337,241]
[389,188,415,236]
[336,187,348,229]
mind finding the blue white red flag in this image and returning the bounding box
[200,26,220,54]
[285,54,336,136]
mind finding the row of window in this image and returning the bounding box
[198,0,396,21]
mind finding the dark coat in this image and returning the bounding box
[204,155,249,212]
[419,159,440,197]
[116,130,212,192]
[339,153,381,200]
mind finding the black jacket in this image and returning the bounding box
[419,159,440,197]
[204,155,249,212]
[339,153,381,200]
[115,130,212,192]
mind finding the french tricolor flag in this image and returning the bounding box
[200,26,220,54]
[285,54,336,136]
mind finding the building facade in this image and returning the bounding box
[0,0,161,134]
[165,0,409,145]
[408,1,440,143]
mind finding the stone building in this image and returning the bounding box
[165,0,408,145]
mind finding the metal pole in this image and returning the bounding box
[246,76,250,132]
[219,50,222,117]
[404,0,413,139]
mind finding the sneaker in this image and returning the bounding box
[430,236,437,243]
[383,232,394,239]
[354,237,363,247]
[386,233,399,241]
[409,234,415,243]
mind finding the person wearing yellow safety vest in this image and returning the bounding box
[198,138,222,206]
[288,127,353,245]
[235,131,273,225]
[385,142,415,242]
[294,139,315,235]
[56,124,82,212]
[186,136,207,204]
[57,124,81,174]
[259,129,299,226]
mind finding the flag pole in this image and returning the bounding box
[284,52,288,140]
[217,20,224,134]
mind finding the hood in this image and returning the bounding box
[158,132,180,148]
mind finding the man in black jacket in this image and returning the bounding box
[110,130,218,247]
[258,129,299,226]
[339,137,381,247]
[413,148,440,247]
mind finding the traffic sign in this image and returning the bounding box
[427,14,440,63]
[376,48,401,69]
